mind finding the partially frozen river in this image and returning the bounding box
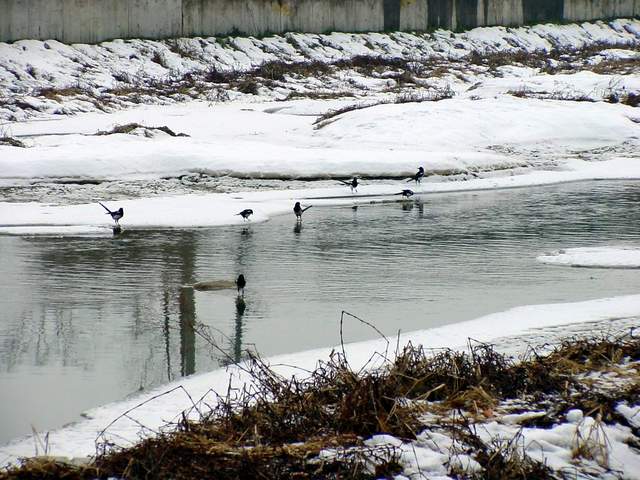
[1,180,640,446]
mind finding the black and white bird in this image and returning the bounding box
[408,167,425,184]
[397,189,414,198]
[293,202,312,221]
[236,274,246,296]
[237,209,253,221]
[339,177,359,193]
[98,202,124,226]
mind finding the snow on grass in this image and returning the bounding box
[1,19,639,121]
[537,246,640,268]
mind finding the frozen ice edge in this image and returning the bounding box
[2,157,640,236]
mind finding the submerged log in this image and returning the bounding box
[192,280,236,291]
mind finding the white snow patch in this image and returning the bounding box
[537,246,640,268]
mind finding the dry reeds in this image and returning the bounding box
[2,331,638,479]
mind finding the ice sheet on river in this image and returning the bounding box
[2,157,640,235]
[538,246,640,268]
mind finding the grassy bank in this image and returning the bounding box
[2,332,639,479]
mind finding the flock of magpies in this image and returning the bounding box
[97,167,425,297]
[97,166,426,227]
[235,166,425,221]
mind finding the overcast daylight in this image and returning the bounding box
[1,0,640,478]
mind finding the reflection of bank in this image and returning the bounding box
[179,287,196,377]
[177,286,249,373]
[233,297,246,363]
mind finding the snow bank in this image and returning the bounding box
[1,294,639,463]
[1,19,640,120]
[2,156,640,236]
[538,246,640,268]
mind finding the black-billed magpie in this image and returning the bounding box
[237,209,253,221]
[293,202,312,220]
[339,177,358,193]
[98,202,124,225]
[408,167,424,184]
[397,189,414,198]
[236,274,246,296]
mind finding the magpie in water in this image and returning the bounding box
[98,202,124,226]
[408,167,425,184]
[237,209,253,221]
[397,189,414,198]
[339,177,358,193]
[293,202,312,221]
[236,274,246,296]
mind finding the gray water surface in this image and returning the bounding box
[1,180,640,445]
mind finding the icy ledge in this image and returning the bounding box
[538,246,640,268]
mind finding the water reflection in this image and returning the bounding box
[233,297,247,364]
[179,287,196,377]
[1,181,640,444]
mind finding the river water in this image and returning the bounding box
[1,180,640,445]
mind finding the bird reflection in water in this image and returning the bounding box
[232,296,247,363]
[401,202,414,212]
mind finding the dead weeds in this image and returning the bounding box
[2,331,639,479]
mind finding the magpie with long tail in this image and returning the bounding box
[237,209,253,221]
[338,177,359,193]
[98,202,124,226]
[396,189,414,198]
[407,166,425,184]
[293,202,312,221]
[236,274,246,296]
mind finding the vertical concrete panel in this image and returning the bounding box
[476,0,485,25]
[182,0,202,36]
[28,0,64,40]
[285,0,335,33]
[485,0,522,25]
[523,0,562,23]
[456,0,479,29]
[6,0,33,40]
[62,0,128,43]
[399,0,428,31]
[0,0,9,41]
[384,0,401,30]
[128,0,181,39]
[428,0,454,28]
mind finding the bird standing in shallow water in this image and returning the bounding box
[408,167,424,184]
[339,177,359,193]
[236,274,246,296]
[293,202,312,221]
[237,209,253,221]
[98,202,124,226]
[398,189,414,198]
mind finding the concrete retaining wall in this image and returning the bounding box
[0,0,638,43]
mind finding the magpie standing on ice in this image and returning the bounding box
[293,202,312,221]
[397,189,414,198]
[408,167,425,184]
[339,177,359,193]
[236,274,246,296]
[237,209,253,221]
[98,202,124,226]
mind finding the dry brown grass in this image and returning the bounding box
[2,331,638,480]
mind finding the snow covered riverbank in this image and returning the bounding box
[2,17,640,477]
[1,294,639,470]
